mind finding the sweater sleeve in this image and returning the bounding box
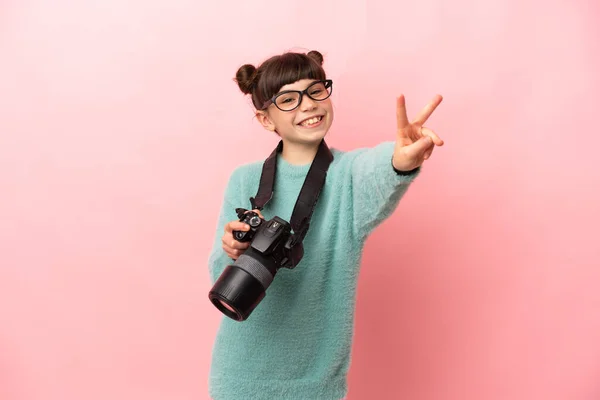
[350,141,421,240]
[207,168,244,284]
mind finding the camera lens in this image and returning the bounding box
[218,300,236,313]
[209,216,292,321]
[209,262,267,321]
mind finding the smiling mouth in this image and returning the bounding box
[297,115,323,127]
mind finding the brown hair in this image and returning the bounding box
[234,50,326,110]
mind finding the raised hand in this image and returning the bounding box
[392,94,444,172]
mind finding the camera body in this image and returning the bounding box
[208,208,303,321]
[231,208,295,270]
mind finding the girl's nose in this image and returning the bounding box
[299,94,317,111]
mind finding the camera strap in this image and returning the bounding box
[250,139,333,247]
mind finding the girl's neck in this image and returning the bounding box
[281,141,320,166]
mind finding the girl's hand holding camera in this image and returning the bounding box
[222,209,264,260]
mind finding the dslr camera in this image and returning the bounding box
[208,208,302,321]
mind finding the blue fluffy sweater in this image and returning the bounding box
[208,141,420,400]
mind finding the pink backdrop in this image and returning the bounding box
[1,1,599,399]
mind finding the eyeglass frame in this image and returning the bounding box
[260,79,333,112]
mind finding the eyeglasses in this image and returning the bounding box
[261,79,333,112]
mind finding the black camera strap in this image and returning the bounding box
[250,139,333,247]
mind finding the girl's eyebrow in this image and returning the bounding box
[278,80,318,93]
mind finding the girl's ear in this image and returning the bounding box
[255,111,276,132]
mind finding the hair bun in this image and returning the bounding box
[235,64,258,94]
[307,50,324,66]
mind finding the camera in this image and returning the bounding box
[208,208,300,321]
[208,138,333,321]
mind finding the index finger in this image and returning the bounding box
[224,221,248,234]
[396,95,410,131]
[412,94,443,126]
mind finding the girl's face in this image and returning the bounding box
[256,79,334,148]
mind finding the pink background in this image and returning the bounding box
[1,1,599,399]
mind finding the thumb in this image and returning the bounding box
[250,209,264,219]
[403,136,433,160]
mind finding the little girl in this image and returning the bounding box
[207,50,444,400]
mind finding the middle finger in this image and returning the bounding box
[412,94,443,126]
